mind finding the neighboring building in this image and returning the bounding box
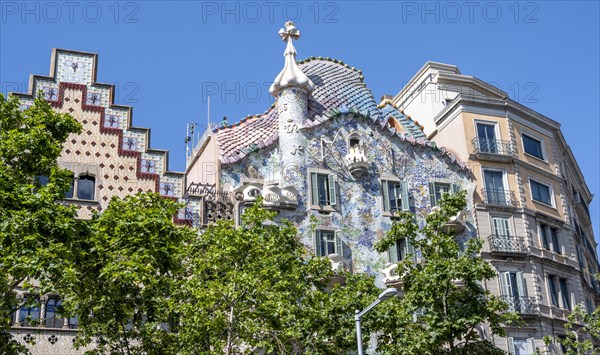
[9,25,596,355]
[10,49,186,354]
[392,61,598,354]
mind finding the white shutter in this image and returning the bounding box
[499,272,512,296]
[328,173,336,206]
[400,181,410,212]
[310,173,318,205]
[382,180,390,212]
[335,231,343,256]
[507,337,515,355]
[516,272,527,297]
[493,217,510,237]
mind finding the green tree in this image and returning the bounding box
[174,201,385,354]
[374,191,520,354]
[0,94,83,354]
[61,193,196,355]
[544,301,600,354]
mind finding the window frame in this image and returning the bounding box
[547,275,559,308]
[314,229,342,257]
[559,278,571,310]
[474,119,501,154]
[44,297,64,328]
[381,178,410,216]
[76,174,96,201]
[428,181,460,207]
[529,178,554,206]
[521,132,546,161]
[309,170,337,211]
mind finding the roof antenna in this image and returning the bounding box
[207,95,211,129]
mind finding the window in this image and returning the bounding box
[492,217,511,237]
[65,175,74,198]
[382,180,409,213]
[499,272,528,312]
[35,175,49,186]
[314,230,342,257]
[45,297,64,328]
[586,297,594,315]
[547,275,559,307]
[576,245,584,269]
[310,172,336,207]
[18,295,40,326]
[388,238,414,263]
[530,179,552,205]
[559,278,571,310]
[428,182,460,207]
[539,223,560,254]
[522,134,544,159]
[77,175,95,200]
[482,169,508,205]
[68,315,79,329]
[508,337,534,355]
[476,122,498,154]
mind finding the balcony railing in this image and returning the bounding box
[472,137,514,156]
[501,295,539,315]
[482,188,518,207]
[488,235,527,254]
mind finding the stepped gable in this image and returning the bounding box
[12,49,185,216]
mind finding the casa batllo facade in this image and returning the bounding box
[9,22,596,355]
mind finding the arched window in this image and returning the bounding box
[18,295,40,326]
[349,137,360,148]
[77,175,95,200]
[45,297,64,328]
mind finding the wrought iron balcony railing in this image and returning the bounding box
[472,137,514,156]
[488,235,527,254]
[482,188,518,207]
[501,296,539,315]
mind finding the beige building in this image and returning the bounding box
[392,62,598,354]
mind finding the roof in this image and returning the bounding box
[213,58,428,165]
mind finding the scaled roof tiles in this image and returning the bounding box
[214,58,427,165]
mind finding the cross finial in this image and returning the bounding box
[270,21,314,97]
[279,21,300,42]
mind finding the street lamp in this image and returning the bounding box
[355,288,398,355]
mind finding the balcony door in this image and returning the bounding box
[477,122,497,153]
[500,271,528,312]
[492,217,511,238]
[483,169,506,204]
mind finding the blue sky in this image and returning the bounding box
[1,1,599,236]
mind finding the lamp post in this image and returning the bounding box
[355,288,398,355]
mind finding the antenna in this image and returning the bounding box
[207,96,211,129]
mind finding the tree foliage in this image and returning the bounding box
[374,191,521,354]
[544,301,600,354]
[0,94,83,354]
[61,193,196,354]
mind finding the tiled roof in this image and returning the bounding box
[213,58,426,164]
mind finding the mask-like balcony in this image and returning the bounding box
[381,263,404,294]
[488,234,528,255]
[471,137,514,162]
[429,206,467,233]
[232,183,299,210]
[327,253,349,286]
[482,188,519,207]
[500,295,539,315]
[344,144,369,178]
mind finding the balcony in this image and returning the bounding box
[501,295,539,315]
[481,188,519,207]
[471,138,514,162]
[344,144,369,178]
[488,234,528,255]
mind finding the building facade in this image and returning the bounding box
[392,62,598,354]
[8,25,596,355]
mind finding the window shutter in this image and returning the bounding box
[311,173,318,205]
[450,183,460,193]
[516,271,527,297]
[507,337,515,355]
[401,181,410,212]
[428,182,436,207]
[382,180,390,212]
[576,245,584,268]
[328,173,337,206]
[314,230,322,257]
[388,242,398,263]
[499,272,511,296]
[335,231,343,256]
[527,338,535,354]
